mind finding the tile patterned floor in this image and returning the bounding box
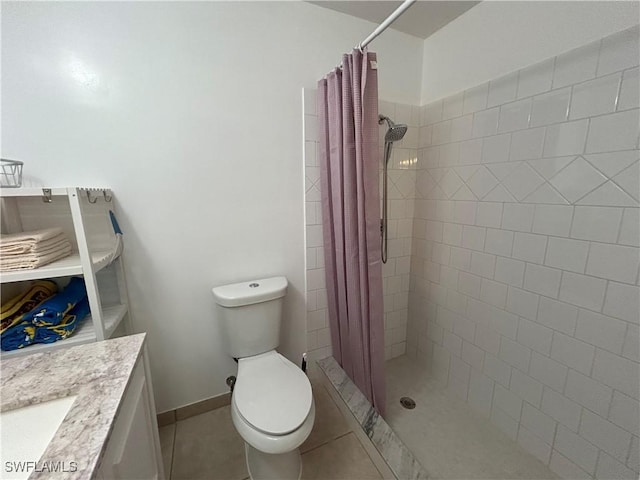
[159,366,395,480]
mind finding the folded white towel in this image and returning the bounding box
[0,233,70,255]
[0,243,72,271]
[0,227,65,248]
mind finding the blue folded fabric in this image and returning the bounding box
[0,297,90,351]
[1,277,90,351]
[23,277,86,326]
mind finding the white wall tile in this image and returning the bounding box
[451,114,473,142]
[553,41,600,88]
[459,271,482,299]
[530,352,568,393]
[586,109,640,153]
[565,369,613,417]
[506,288,540,321]
[481,133,511,164]
[580,409,633,463]
[609,391,640,436]
[503,162,546,201]
[502,203,535,232]
[483,353,512,386]
[461,225,486,251]
[458,138,483,165]
[488,72,519,108]
[494,383,523,420]
[462,341,485,370]
[499,98,532,133]
[491,404,519,440]
[537,296,578,335]
[543,120,589,158]
[622,323,639,362]
[450,246,471,270]
[464,83,489,114]
[586,242,640,284]
[545,237,589,273]
[517,59,554,99]
[497,256,528,290]
[550,331,595,375]
[466,167,498,199]
[603,281,640,324]
[443,92,464,120]
[596,451,638,480]
[559,271,607,311]
[432,120,452,145]
[472,107,499,138]
[576,308,627,354]
[531,87,571,127]
[627,436,639,473]
[485,228,514,257]
[469,251,496,278]
[481,278,508,308]
[541,388,582,432]
[475,202,503,228]
[467,369,494,415]
[554,425,599,473]
[549,156,607,203]
[592,348,640,400]
[510,369,544,407]
[532,204,573,236]
[521,403,557,445]
[618,67,639,111]
[512,232,548,264]
[524,264,562,298]
[474,324,501,356]
[571,206,624,243]
[509,127,546,161]
[517,316,553,355]
[499,336,531,372]
[570,73,621,119]
[597,26,640,76]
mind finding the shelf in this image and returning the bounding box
[0,187,69,198]
[0,319,96,359]
[0,251,114,283]
[0,303,128,360]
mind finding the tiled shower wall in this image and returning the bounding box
[303,89,419,360]
[407,26,640,479]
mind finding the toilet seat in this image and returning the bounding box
[233,351,313,436]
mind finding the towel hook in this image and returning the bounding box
[86,190,98,204]
[103,190,112,202]
[41,188,52,203]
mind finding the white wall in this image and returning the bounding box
[421,1,640,103]
[1,1,423,412]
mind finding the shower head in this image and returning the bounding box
[379,115,408,143]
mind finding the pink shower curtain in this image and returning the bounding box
[317,49,385,415]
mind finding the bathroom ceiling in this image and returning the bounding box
[309,1,480,39]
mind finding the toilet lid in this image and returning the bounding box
[233,351,313,436]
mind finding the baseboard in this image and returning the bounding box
[157,392,231,426]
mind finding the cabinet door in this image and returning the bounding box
[100,362,160,480]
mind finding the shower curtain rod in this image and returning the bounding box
[355,0,417,52]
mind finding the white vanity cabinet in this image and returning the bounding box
[0,187,132,359]
[97,351,165,480]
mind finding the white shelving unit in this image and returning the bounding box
[0,187,132,359]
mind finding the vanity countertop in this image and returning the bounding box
[0,333,147,479]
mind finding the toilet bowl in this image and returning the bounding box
[231,351,315,479]
[212,277,314,480]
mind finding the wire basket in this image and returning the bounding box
[0,159,23,188]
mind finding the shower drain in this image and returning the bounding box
[400,397,416,409]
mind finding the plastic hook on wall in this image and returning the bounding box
[103,190,112,202]
[86,190,98,204]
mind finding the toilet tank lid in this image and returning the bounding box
[212,276,288,307]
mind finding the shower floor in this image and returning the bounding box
[385,356,558,480]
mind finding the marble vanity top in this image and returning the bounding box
[0,334,146,479]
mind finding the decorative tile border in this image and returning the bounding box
[317,356,430,480]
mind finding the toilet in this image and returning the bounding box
[212,276,315,480]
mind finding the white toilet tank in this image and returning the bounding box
[212,276,288,358]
